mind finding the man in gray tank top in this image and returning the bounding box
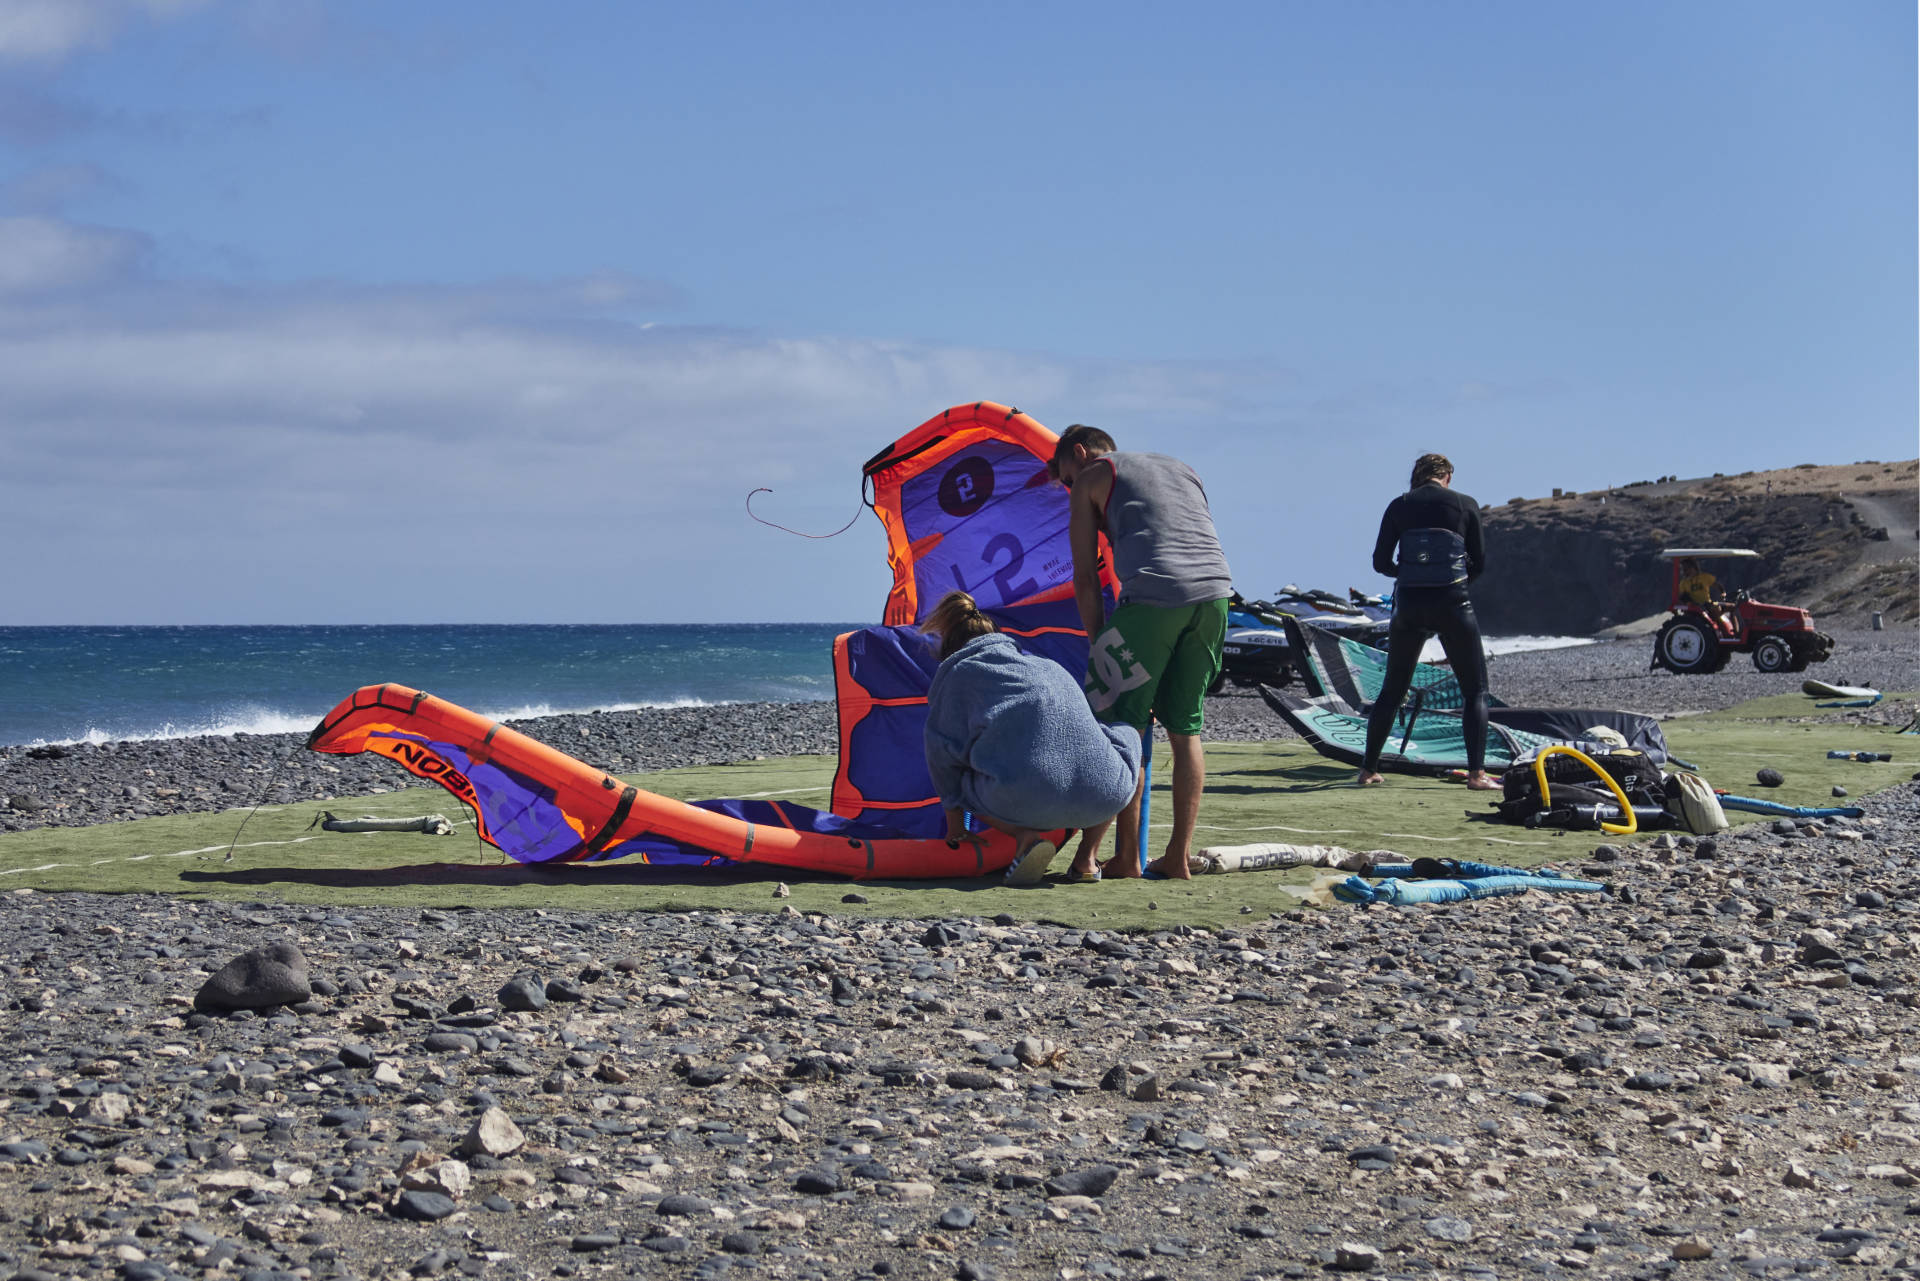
[1049,424,1232,880]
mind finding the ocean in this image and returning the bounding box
[0,623,1597,748]
[0,624,857,747]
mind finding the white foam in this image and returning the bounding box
[1485,635,1599,657]
[21,694,772,747]
[1418,634,1598,664]
[487,697,728,721]
[35,706,324,747]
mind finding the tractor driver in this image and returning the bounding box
[1677,557,1728,622]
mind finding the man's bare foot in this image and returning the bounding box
[1356,770,1385,786]
[1097,857,1144,879]
[1144,854,1191,880]
[1464,771,1501,791]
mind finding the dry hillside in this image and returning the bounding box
[1473,459,1917,634]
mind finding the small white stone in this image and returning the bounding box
[402,1159,472,1200]
[461,1107,525,1157]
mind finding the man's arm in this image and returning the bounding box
[1462,498,1486,581]
[1069,462,1113,639]
[1371,500,1400,579]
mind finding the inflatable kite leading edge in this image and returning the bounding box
[304,401,1113,878]
[301,403,1121,883]
[305,683,1063,879]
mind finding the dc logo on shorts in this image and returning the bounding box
[1085,626,1151,713]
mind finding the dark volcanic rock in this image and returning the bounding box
[498,974,547,1012]
[393,1190,458,1221]
[193,942,310,1012]
[1044,1165,1120,1198]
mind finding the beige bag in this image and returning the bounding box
[1668,772,1728,835]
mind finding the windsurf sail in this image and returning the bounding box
[1259,684,1561,773]
[1276,616,1673,769]
[1285,615,1507,713]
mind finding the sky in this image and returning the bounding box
[0,0,1912,625]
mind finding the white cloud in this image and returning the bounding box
[0,216,1300,622]
[0,214,145,292]
[0,0,208,63]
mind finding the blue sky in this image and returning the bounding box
[0,0,1911,624]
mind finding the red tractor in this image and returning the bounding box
[1650,548,1835,675]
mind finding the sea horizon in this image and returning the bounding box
[0,622,1598,748]
[0,622,861,748]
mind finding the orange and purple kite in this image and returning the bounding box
[306,401,1114,879]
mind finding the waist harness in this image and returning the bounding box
[1397,527,1469,588]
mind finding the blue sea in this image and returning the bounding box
[0,624,859,747]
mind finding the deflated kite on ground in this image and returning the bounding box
[306,402,1113,878]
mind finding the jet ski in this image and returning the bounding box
[1213,587,1392,693]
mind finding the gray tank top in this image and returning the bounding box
[1100,452,1233,606]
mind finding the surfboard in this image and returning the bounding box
[1803,680,1880,699]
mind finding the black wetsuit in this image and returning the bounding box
[1364,483,1490,773]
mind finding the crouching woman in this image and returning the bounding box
[922,590,1142,884]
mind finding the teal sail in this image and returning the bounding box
[1284,615,1506,714]
[1260,684,1561,773]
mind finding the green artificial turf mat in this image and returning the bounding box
[0,691,1909,931]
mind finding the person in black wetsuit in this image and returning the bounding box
[1358,453,1499,791]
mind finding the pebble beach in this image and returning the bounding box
[1,628,1917,1280]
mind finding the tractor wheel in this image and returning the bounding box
[1752,636,1793,673]
[1654,617,1721,675]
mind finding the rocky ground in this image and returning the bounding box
[0,630,1917,1280]
[1,630,1913,836]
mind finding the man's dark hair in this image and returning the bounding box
[1409,453,1453,490]
[1049,424,1117,479]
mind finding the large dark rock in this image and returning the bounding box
[498,974,547,1012]
[193,942,310,1012]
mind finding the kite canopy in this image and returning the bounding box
[862,401,1111,627]
[833,403,1115,832]
[306,682,1058,878]
[302,401,1113,876]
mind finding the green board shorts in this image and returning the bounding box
[1083,598,1228,734]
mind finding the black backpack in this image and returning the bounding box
[1494,748,1673,829]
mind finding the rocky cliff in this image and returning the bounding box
[1472,459,1918,634]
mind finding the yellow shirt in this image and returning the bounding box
[1678,571,1717,605]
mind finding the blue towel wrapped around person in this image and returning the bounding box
[921,590,1142,884]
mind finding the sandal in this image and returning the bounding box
[1002,839,1059,886]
